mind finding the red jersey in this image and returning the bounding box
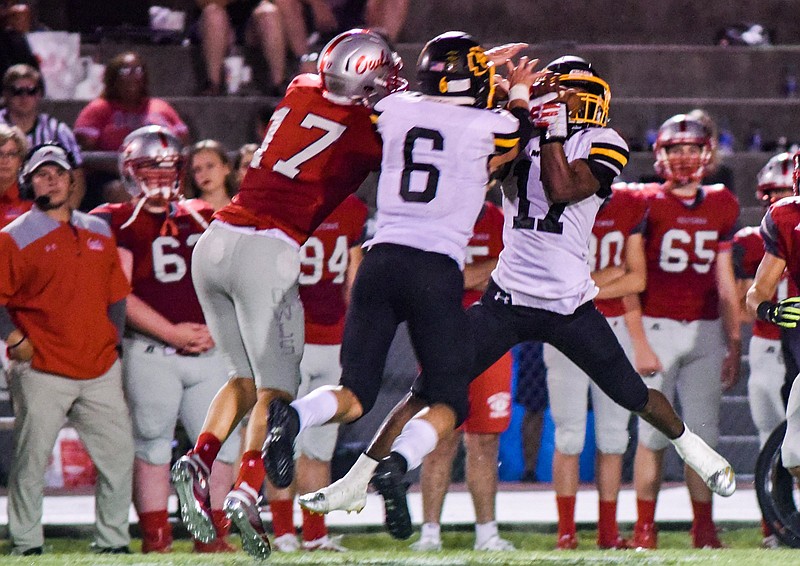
[592,185,648,317]
[215,74,382,245]
[299,195,368,345]
[638,183,739,320]
[0,209,130,379]
[73,97,189,151]
[762,196,800,296]
[463,202,504,308]
[733,225,797,340]
[91,199,213,325]
[0,182,32,229]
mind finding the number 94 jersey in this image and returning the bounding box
[368,92,520,268]
[494,127,629,315]
[91,200,213,325]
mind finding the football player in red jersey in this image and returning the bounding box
[546,184,649,550]
[410,200,517,552]
[269,193,368,553]
[627,114,741,550]
[91,126,241,554]
[747,151,800,484]
[170,29,406,560]
[733,152,796,548]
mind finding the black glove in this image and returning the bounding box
[757,297,800,328]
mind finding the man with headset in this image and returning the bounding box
[0,143,133,556]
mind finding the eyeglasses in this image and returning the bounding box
[0,150,21,160]
[118,66,144,77]
[6,85,41,97]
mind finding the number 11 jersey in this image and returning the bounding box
[493,127,629,314]
[368,92,520,268]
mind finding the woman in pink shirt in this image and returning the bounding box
[74,52,190,151]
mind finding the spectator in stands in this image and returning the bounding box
[196,0,293,96]
[185,139,236,211]
[235,142,258,185]
[1,65,86,208]
[0,144,134,556]
[73,52,189,151]
[0,1,37,80]
[0,124,30,228]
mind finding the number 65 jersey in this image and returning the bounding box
[368,92,520,268]
[493,127,629,314]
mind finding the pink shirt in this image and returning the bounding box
[74,97,189,150]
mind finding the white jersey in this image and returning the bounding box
[368,92,520,268]
[493,126,629,314]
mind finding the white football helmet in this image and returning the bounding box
[119,125,184,201]
[317,28,406,107]
[653,114,714,185]
[757,152,795,204]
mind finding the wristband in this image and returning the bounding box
[756,301,775,322]
[7,334,26,350]
[508,84,530,103]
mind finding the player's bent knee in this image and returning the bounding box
[298,423,339,462]
[134,438,173,466]
[554,428,585,456]
[595,429,629,455]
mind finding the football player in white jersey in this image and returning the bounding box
[289,55,738,537]
[263,32,538,539]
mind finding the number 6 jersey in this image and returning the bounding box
[367,91,520,268]
[493,127,629,314]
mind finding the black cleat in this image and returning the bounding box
[263,398,300,488]
[371,452,412,540]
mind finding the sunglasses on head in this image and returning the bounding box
[7,85,41,97]
[118,66,144,77]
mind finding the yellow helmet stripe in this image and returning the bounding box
[590,147,628,167]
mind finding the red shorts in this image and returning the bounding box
[460,351,513,434]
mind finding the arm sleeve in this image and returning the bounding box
[761,208,784,259]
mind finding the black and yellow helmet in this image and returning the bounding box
[545,56,610,128]
[416,31,495,108]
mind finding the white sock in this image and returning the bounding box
[348,452,380,485]
[420,522,441,540]
[391,418,439,472]
[670,425,697,452]
[475,521,498,546]
[291,388,338,432]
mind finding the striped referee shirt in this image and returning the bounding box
[0,109,83,166]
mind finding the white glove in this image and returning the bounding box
[529,93,567,143]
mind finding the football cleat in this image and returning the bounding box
[410,535,443,552]
[630,521,658,550]
[298,476,368,514]
[673,429,736,497]
[555,532,579,550]
[171,454,216,543]
[272,533,301,553]
[223,487,272,560]
[597,534,630,550]
[263,398,300,489]
[371,452,412,540]
[475,534,516,551]
[302,534,348,552]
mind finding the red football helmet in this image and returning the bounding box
[756,152,795,204]
[653,114,714,185]
[119,125,184,202]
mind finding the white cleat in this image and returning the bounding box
[474,534,516,551]
[673,428,736,497]
[410,536,442,552]
[298,477,368,514]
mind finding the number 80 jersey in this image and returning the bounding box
[494,127,629,315]
[368,92,520,268]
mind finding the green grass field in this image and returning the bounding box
[0,528,793,565]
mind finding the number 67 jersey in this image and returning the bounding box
[493,127,629,314]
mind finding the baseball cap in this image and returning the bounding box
[22,144,73,178]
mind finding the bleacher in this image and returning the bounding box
[19,0,799,487]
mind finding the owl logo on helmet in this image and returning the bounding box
[544,56,610,128]
[416,31,495,109]
[756,152,795,205]
[119,125,184,202]
[653,114,714,185]
[318,29,407,108]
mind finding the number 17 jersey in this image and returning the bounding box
[493,127,629,314]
